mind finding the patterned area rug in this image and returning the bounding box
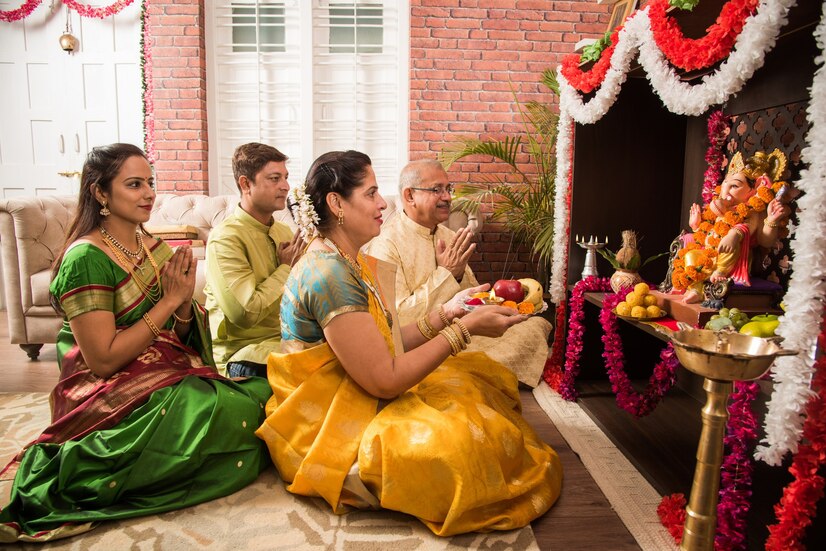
[0,393,538,550]
[532,384,677,551]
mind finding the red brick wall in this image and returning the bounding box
[149,0,209,194]
[409,0,610,283]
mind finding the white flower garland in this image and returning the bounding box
[551,0,826,462]
[755,0,826,466]
[288,185,320,241]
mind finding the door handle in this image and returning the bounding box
[58,134,64,154]
[58,171,82,178]
[74,133,80,153]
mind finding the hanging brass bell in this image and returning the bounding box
[59,33,78,53]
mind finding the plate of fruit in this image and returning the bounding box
[462,278,547,315]
[613,282,666,321]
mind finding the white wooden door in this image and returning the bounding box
[0,2,143,199]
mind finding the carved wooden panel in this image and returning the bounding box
[722,102,810,290]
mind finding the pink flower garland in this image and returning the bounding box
[765,317,826,550]
[716,381,759,550]
[63,0,135,19]
[140,0,155,163]
[556,276,611,400]
[599,293,680,418]
[703,110,729,205]
[0,0,41,22]
[649,0,759,72]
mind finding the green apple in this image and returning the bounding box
[739,319,780,337]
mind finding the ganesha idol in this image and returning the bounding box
[669,148,792,305]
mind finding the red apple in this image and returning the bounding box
[492,279,525,302]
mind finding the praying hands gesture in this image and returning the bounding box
[436,227,476,280]
[277,231,305,267]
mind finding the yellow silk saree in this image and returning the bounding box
[256,251,562,536]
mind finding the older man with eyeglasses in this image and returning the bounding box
[367,159,551,387]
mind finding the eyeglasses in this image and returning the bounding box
[409,185,454,196]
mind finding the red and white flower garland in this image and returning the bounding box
[765,316,826,550]
[702,110,729,205]
[648,0,759,72]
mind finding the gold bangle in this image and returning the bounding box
[438,305,450,328]
[439,326,462,355]
[448,324,468,352]
[417,316,437,340]
[143,313,161,337]
[763,219,780,228]
[172,311,194,325]
[453,319,472,345]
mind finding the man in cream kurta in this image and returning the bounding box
[204,143,303,377]
[367,159,551,387]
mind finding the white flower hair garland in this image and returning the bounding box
[550,0,825,462]
[288,185,320,241]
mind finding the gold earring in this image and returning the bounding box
[338,209,345,226]
[99,201,110,217]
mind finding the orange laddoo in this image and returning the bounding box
[517,301,535,314]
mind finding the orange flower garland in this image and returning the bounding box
[672,180,785,291]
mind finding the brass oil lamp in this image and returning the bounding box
[667,327,796,551]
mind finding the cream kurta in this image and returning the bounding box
[367,210,551,387]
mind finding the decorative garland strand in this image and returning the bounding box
[141,0,155,163]
[1,0,135,22]
[0,0,41,22]
[756,0,826,466]
[703,110,729,205]
[765,316,826,550]
[649,0,759,72]
[599,293,680,418]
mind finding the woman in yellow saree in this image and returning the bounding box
[256,151,562,536]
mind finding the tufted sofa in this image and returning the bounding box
[0,193,481,359]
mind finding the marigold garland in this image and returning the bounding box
[765,317,826,550]
[0,0,41,22]
[649,0,759,71]
[672,175,786,291]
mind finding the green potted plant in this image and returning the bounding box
[438,68,559,284]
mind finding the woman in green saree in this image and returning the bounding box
[0,144,272,543]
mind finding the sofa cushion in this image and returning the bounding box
[30,270,53,308]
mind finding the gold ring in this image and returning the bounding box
[183,269,190,275]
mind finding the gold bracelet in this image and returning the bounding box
[417,316,437,340]
[453,319,472,346]
[143,313,161,337]
[763,219,780,228]
[172,311,194,325]
[438,305,450,328]
[439,326,462,355]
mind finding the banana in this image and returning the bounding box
[518,278,544,309]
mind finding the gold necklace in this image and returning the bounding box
[100,230,163,304]
[320,236,392,329]
[99,226,144,259]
